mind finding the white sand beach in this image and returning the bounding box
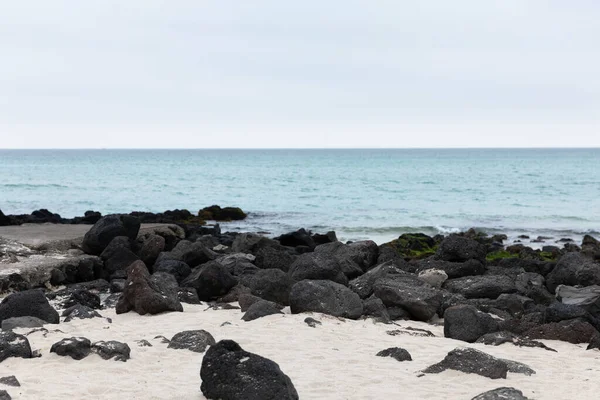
[2,304,599,400]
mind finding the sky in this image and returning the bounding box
[1,1,599,148]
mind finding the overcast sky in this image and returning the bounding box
[1,1,599,148]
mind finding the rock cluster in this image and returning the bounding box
[1,217,599,398]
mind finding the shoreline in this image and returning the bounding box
[1,207,595,250]
[0,213,599,399]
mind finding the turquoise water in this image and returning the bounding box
[0,149,599,244]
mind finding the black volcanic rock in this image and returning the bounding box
[0,210,14,226]
[289,280,363,319]
[435,234,486,263]
[50,337,91,360]
[0,331,33,363]
[373,277,442,322]
[198,205,247,221]
[168,330,215,353]
[180,262,238,301]
[62,304,103,322]
[238,268,293,305]
[348,261,406,299]
[546,252,600,293]
[523,319,599,344]
[153,259,192,283]
[416,259,485,279]
[138,234,165,267]
[471,387,529,400]
[288,252,348,285]
[82,215,141,255]
[200,339,298,400]
[116,260,183,315]
[0,289,59,325]
[424,348,509,379]
[276,229,316,249]
[91,340,131,362]
[444,275,517,299]
[242,300,284,322]
[376,347,412,362]
[444,305,499,343]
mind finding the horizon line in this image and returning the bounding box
[1,146,600,150]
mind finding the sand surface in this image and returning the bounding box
[0,223,175,248]
[1,304,599,399]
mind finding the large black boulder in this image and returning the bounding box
[373,276,442,321]
[168,330,216,353]
[216,254,260,276]
[555,284,600,317]
[288,252,348,285]
[276,229,316,249]
[423,348,508,379]
[180,262,238,301]
[238,269,293,305]
[515,272,554,305]
[200,339,298,400]
[138,234,166,267]
[0,289,59,324]
[116,260,183,315]
[546,252,600,293]
[99,236,132,260]
[82,215,140,255]
[362,295,391,323]
[198,205,247,221]
[254,241,297,272]
[153,259,192,283]
[444,305,499,342]
[444,275,517,299]
[50,337,91,360]
[314,241,379,276]
[29,209,63,224]
[61,289,102,310]
[523,319,599,344]
[0,331,33,363]
[238,293,264,312]
[168,240,217,268]
[497,257,555,277]
[379,233,438,261]
[435,234,486,263]
[289,280,363,319]
[231,233,265,253]
[0,210,14,226]
[91,340,131,362]
[348,261,406,299]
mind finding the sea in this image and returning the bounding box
[1,149,599,246]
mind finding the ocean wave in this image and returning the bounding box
[1,183,69,189]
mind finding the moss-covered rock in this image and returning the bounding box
[486,249,559,264]
[485,251,515,262]
[381,233,438,260]
[198,205,247,221]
